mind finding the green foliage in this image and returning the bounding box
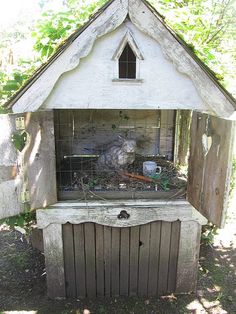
[0,60,38,106]
[0,211,36,231]
[0,0,108,106]
[151,172,170,191]
[151,0,236,95]
[33,0,108,61]
[201,223,218,246]
[32,11,78,59]
[11,131,28,152]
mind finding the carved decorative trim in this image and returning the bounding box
[128,0,235,118]
[11,0,235,119]
[12,0,128,113]
[36,200,207,229]
[112,30,144,60]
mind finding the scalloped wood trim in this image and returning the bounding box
[11,0,235,118]
[36,200,207,229]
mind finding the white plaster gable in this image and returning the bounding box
[42,21,203,111]
[10,0,235,118]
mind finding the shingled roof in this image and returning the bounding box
[5,0,236,119]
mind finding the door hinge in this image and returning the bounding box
[15,117,25,130]
[21,190,30,203]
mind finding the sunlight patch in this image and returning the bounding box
[186,299,205,311]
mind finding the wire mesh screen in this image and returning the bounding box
[54,109,185,200]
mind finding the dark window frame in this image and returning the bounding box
[119,43,136,79]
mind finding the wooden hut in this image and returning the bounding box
[0,0,235,298]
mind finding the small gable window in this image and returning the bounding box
[119,43,136,79]
[112,31,144,82]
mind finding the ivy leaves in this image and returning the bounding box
[0,0,108,109]
[32,0,107,61]
[11,131,28,152]
[151,0,236,94]
[32,11,79,59]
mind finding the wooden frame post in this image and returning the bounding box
[43,224,66,298]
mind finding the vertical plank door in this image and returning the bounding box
[188,112,235,227]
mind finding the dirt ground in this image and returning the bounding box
[0,198,236,314]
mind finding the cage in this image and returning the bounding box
[2,0,234,300]
[54,109,186,201]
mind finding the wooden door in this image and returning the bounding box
[187,112,235,227]
[62,221,181,298]
[0,111,57,219]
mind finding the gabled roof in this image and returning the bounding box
[5,0,236,119]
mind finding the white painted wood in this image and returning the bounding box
[11,0,235,118]
[0,111,57,219]
[112,30,144,60]
[42,21,203,112]
[128,0,235,119]
[49,199,190,207]
[11,0,128,113]
[43,224,66,298]
[24,111,57,210]
[36,200,207,229]
[0,114,23,219]
[176,221,201,293]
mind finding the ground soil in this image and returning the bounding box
[0,198,236,314]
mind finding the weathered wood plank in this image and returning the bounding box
[63,223,76,297]
[167,221,180,293]
[158,222,171,295]
[202,116,234,226]
[129,226,139,296]
[187,112,205,212]
[74,224,86,298]
[43,224,65,298]
[37,201,207,229]
[95,224,104,297]
[49,199,193,208]
[148,221,161,296]
[0,113,52,218]
[138,224,150,296]
[31,227,44,252]
[104,226,112,296]
[59,190,180,201]
[188,112,235,227]
[111,227,120,296]
[120,227,130,296]
[159,110,175,159]
[84,223,96,297]
[176,221,201,293]
[25,111,57,210]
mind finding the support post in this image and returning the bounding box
[176,221,201,293]
[43,224,66,298]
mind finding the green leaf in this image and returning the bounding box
[11,132,27,152]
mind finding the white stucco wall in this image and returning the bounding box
[42,21,203,110]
